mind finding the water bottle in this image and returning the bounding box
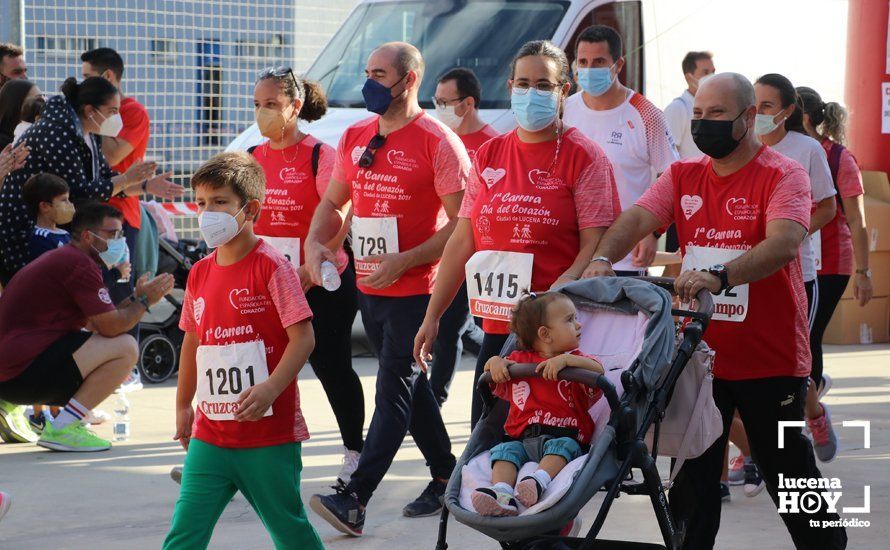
[113,394,130,442]
[321,261,341,291]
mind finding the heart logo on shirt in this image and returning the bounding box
[725,197,747,217]
[386,150,405,165]
[528,168,561,189]
[481,167,506,188]
[556,380,572,403]
[680,194,703,220]
[193,297,205,324]
[512,381,531,411]
[228,288,249,309]
[350,146,364,165]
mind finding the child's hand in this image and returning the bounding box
[536,354,570,381]
[235,381,279,422]
[174,405,194,451]
[485,356,514,384]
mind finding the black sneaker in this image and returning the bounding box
[403,479,446,517]
[310,489,364,537]
[719,482,731,502]
[743,463,765,498]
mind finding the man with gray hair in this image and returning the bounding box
[584,73,847,549]
[305,41,470,536]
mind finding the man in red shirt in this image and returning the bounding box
[305,42,471,536]
[585,73,847,549]
[0,203,172,451]
[428,67,499,406]
[81,48,153,377]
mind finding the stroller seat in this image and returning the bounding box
[439,277,714,550]
[457,307,651,516]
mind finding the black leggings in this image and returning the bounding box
[809,274,850,387]
[470,332,510,429]
[305,264,364,452]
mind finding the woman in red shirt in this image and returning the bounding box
[796,87,873,391]
[249,68,364,485]
[413,41,620,427]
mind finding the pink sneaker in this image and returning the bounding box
[807,404,838,463]
[728,455,745,486]
[515,476,543,508]
[471,487,518,516]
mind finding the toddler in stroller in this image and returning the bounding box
[473,292,605,517]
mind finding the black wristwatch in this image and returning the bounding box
[707,264,729,293]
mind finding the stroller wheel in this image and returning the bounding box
[138,334,178,384]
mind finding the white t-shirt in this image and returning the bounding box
[771,131,836,282]
[664,90,703,159]
[563,90,679,271]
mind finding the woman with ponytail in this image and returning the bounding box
[797,85,873,416]
[248,67,364,486]
[0,76,170,283]
[413,40,621,427]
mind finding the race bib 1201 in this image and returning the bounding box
[263,236,300,267]
[195,339,271,421]
[352,216,399,276]
[681,246,749,322]
[465,250,534,321]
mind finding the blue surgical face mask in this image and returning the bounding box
[91,233,128,268]
[511,88,560,132]
[577,64,616,97]
[362,73,407,115]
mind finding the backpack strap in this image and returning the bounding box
[246,145,258,155]
[311,141,322,178]
[827,142,845,214]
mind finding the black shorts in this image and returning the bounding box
[0,331,90,405]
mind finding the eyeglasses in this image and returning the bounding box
[432,96,467,108]
[260,66,299,91]
[359,134,386,168]
[92,228,124,240]
[511,81,561,96]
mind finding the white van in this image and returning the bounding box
[227,0,645,150]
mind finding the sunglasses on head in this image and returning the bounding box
[261,66,299,91]
[359,133,386,168]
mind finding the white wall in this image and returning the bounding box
[642,0,848,109]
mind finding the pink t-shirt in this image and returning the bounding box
[818,140,863,276]
[333,113,472,296]
[636,146,812,381]
[459,125,500,163]
[180,240,313,448]
[459,128,620,333]
[252,135,349,273]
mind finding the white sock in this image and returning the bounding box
[52,398,88,430]
[531,469,552,490]
[492,482,514,495]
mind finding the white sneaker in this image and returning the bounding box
[84,409,111,425]
[818,374,833,400]
[117,369,143,393]
[337,447,361,485]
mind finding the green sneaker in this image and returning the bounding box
[0,399,39,443]
[37,421,111,452]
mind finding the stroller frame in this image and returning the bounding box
[435,277,714,550]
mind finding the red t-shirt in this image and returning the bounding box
[179,240,313,448]
[252,135,348,272]
[0,245,115,381]
[636,146,812,381]
[493,350,602,444]
[818,140,863,276]
[108,97,150,229]
[459,125,499,162]
[460,127,621,333]
[332,113,473,297]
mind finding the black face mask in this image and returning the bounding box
[691,109,748,159]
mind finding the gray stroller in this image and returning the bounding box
[437,277,714,550]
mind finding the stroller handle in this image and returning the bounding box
[632,276,715,324]
[478,363,621,413]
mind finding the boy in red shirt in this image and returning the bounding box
[164,152,322,549]
[473,292,603,516]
